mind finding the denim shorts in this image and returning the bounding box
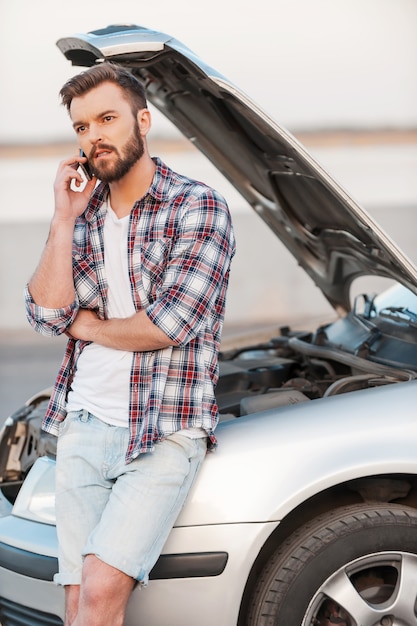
[53,409,207,587]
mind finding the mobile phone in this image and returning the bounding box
[78,149,92,180]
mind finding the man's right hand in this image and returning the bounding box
[27,154,97,309]
[53,154,97,223]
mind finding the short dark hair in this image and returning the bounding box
[60,63,148,115]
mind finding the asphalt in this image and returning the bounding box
[0,330,67,426]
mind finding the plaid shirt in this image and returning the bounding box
[26,158,235,462]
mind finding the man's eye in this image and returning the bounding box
[103,115,114,122]
[75,126,86,134]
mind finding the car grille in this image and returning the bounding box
[0,597,63,626]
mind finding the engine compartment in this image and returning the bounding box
[217,311,417,420]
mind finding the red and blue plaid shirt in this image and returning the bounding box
[26,158,235,462]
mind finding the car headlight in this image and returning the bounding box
[12,456,56,525]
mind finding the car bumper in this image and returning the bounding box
[0,513,277,626]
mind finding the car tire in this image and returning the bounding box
[246,503,417,625]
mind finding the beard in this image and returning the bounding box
[89,120,145,183]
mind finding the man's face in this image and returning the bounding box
[70,81,146,183]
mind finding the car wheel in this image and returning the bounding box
[246,503,417,625]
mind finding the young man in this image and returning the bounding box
[26,63,235,626]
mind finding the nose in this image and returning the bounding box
[87,123,103,146]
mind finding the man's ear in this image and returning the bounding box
[137,108,152,136]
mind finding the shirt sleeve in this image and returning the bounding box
[24,285,79,337]
[146,188,236,346]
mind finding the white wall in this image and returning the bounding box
[1,0,417,144]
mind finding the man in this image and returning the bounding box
[26,63,235,626]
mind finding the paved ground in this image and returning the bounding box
[0,331,66,426]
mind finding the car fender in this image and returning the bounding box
[177,379,417,526]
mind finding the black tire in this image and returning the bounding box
[246,503,417,626]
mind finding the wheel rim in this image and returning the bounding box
[303,551,417,625]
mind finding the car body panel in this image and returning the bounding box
[0,509,58,557]
[0,518,277,626]
[3,381,417,531]
[175,380,417,525]
[0,567,65,622]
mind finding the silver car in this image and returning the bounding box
[1,24,417,626]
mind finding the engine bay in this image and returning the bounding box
[217,304,417,420]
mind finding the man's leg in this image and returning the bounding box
[58,421,207,623]
[64,585,80,626]
[66,556,135,626]
[81,432,207,587]
[54,411,113,590]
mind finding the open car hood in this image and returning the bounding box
[57,24,417,314]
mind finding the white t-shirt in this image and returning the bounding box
[66,202,134,427]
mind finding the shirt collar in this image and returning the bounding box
[146,157,174,203]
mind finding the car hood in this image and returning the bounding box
[57,24,417,314]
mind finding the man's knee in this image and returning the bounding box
[81,554,135,606]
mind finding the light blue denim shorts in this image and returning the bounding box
[54,409,207,587]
